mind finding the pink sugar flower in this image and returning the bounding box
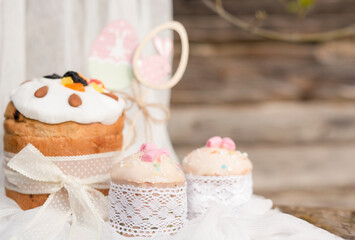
[206,136,236,151]
[140,143,170,162]
[140,143,158,152]
[220,137,236,151]
[206,136,222,148]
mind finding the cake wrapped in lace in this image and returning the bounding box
[3,71,125,210]
[182,136,253,219]
[109,143,187,237]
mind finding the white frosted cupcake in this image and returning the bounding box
[109,143,186,237]
[182,136,253,219]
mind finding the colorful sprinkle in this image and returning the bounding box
[89,79,106,88]
[153,163,161,171]
[91,83,104,93]
[211,150,218,154]
[78,72,88,82]
[61,77,73,86]
[63,71,88,86]
[65,83,85,92]
[89,79,107,94]
[221,164,227,170]
[174,162,182,170]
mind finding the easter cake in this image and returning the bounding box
[3,71,125,210]
[109,143,187,237]
[182,136,253,218]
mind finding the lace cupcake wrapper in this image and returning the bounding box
[109,182,187,237]
[186,173,253,219]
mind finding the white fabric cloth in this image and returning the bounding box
[0,0,176,164]
[0,194,342,240]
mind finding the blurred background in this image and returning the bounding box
[169,0,355,210]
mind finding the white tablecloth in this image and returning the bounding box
[0,193,342,240]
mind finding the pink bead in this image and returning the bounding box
[221,137,236,151]
[139,143,158,152]
[206,136,222,148]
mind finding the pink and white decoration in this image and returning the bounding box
[90,20,138,63]
[139,143,170,162]
[89,19,174,90]
[89,20,139,90]
[137,37,173,84]
[206,136,236,151]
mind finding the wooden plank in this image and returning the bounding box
[175,13,355,43]
[276,205,355,239]
[174,14,355,42]
[259,188,355,210]
[175,41,313,57]
[174,0,355,16]
[169,102,355,145]
[173,143,355,191]
[172,42,355,104]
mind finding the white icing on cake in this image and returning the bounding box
[182,147,253,176]
[111,152,185,184]
[10,77,125,125]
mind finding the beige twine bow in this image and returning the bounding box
[114,78,170,150]
[113,21,188,151]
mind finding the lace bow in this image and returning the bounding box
[5,144,108,240]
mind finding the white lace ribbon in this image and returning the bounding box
[3,144,119,240]
[109,182,187,237]
[186,173,253,219]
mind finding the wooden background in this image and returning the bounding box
[169,0,355,210]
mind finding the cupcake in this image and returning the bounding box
[3,71,125,210]
[182,136,253,219]
[109,143,186,237]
